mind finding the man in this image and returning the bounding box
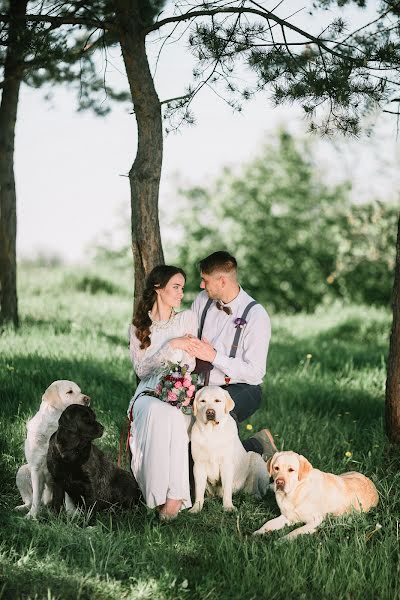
[189,250,276,456]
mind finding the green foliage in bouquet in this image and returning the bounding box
[152,363,198,415]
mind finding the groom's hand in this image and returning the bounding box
[170,336,196,353]
[188,337,216,362]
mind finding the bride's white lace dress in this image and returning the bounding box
[127,309,197,509]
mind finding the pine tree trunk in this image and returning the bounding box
[0,0,27,329]
[385,213,400,443]
[114,0,164,312]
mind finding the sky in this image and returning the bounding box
[14,1,400,263]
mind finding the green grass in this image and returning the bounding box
[1,263,399,600]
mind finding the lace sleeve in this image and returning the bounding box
[129,326,172,380]
[178,310,198,373]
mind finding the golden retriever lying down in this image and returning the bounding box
[253,451,379,541]
[189,386,269,514]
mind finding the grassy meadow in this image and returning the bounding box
[0,262,399,600]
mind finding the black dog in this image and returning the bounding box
[47,404,141,513]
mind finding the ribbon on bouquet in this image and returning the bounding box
[192,359,214,387]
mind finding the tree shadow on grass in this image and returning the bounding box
[0,354,134,414]
[270,314,389,373]
[0,353,136,508]
[21,316,128,348]
[269,337,388,373]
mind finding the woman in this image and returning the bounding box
[127,265,197,520]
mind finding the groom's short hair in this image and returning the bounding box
[199,251,237,275]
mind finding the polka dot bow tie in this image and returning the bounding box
[215,301,232,315]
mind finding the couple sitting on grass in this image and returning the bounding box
[127,250,277,521]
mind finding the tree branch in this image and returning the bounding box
[145,5,354,63]
[0,12,117,32]
[160,92,193,106]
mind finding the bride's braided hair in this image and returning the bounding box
[133,265,186,349]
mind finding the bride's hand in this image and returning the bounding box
[169,335,198,353]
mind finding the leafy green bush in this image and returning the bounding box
[172,130,398,312]
[72,275,120,295]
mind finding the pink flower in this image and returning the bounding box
[183,378,191,388]
[174,381,183,389]
[167,391,177,402]
[182,397,191,406]
[188,384,195,396]
[155,384,162,395]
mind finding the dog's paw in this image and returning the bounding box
[25,509,38,520]
[253,527,269,535]
[189,503,203,514]
[223,504,236,513]
[14,504,30,513]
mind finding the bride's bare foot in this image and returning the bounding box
[159,498,182,521]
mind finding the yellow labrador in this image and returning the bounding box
[15,380,90,519]
[189,386,269,513]
[253,451,379,540]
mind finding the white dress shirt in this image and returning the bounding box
[191,288,271,386]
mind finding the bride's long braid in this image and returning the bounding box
[133,265,186,349]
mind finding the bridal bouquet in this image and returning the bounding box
[154,363,198,414]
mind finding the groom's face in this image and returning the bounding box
[200,272,223,300]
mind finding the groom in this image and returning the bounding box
[189,250,276,456]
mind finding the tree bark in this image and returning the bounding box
[114,0,164,312]
[0,0,28,328]
[385,213,400,443]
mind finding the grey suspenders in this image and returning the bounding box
[198,298,213,338]
[229,300,257,358]
[199,298,258,356]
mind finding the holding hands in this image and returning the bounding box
[170,334,216,363]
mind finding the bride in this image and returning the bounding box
[127,265,197,520]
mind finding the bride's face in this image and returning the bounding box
[156,273,185,309]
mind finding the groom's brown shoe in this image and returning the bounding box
[251,429,278,458]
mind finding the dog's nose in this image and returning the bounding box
[206,408,216,420]
[83,395,91,406]
[275,478,285,489]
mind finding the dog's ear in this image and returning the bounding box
[56,427,80,452]
[42,382,62,409]
[224,391,235,414]
[192,389,203,417]
[298,455,313,480]
[265,453,278,476]
[58,409,78,432]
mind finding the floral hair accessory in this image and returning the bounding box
[151,362,198,414]
[234,317,247,329]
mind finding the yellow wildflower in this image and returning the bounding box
[345,451,352,458]
[246,424,253,431]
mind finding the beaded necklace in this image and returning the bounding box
[147,308,176,330]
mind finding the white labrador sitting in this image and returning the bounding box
[189,386,269,513]
[253,451,379,541]
[15,380,90,519]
